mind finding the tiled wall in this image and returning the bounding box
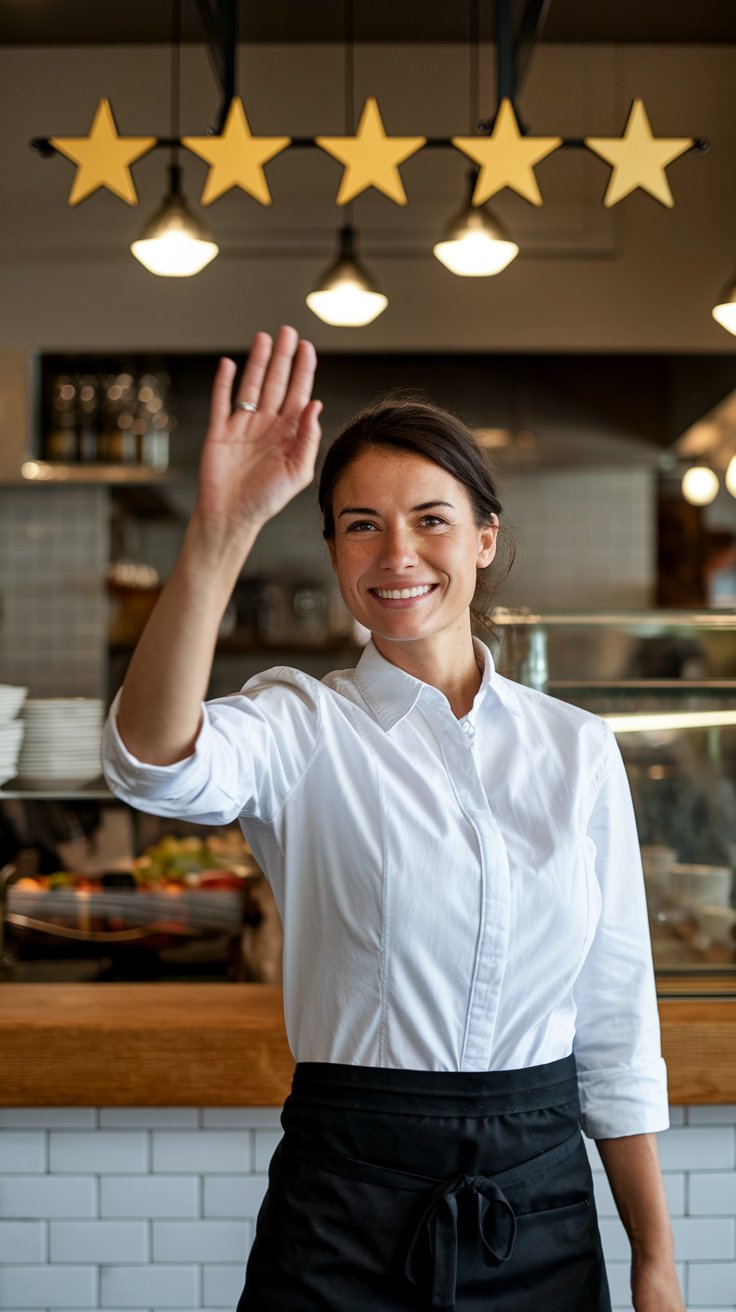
[0,1103,734,1311]
[496,465,655,610]
[0,488,108,698]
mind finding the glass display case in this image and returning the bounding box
[487,609,736,981]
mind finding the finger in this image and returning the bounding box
[290,399,323,477]
[259,324,299,413]
[234,331,273,412]
[208,357,238,433]
[281,340,317,424]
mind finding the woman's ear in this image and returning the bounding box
[477,514,499,568]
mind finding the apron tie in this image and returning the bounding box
[403,1172,517,1310]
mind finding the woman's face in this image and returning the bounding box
[327,446,498,646]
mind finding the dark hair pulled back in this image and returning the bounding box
[317,392,514,631]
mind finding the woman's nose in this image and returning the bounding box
[378,526,419,568]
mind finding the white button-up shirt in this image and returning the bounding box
[102,635,669,1140]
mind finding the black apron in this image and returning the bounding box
[236,1054,611,1312]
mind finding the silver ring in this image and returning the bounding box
[235,400,258,413]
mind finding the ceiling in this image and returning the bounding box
[2,0,736,46]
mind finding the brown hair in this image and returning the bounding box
[317,392,514,631]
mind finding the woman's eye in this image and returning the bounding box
[421,516,445,527]
[346,520,376,532]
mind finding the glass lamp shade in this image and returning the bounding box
[712,277,736,336]
[681,465,719,506]
[726,455,736,498]
[306,226,388,326]
[131,193,218,277]
[433,205,519,276]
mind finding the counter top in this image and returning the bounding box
[0,983,734,1106]
[0,984,293,1106]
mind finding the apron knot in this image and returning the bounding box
[403,1172,517,1310]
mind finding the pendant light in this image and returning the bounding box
[435,2,519,278]
[306,224,387,326]
[681,465,719,506]
[131,162,218,276]
[306,0,385,325]
[433,170,518,275]
[131,0,218,277]
[712,274,736,336]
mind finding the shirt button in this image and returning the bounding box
[462,720,476,741]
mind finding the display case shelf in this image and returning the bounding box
[489,609,736,985]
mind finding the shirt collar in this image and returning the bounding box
[354,634,523,732]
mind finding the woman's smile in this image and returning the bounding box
[369,582,440,605]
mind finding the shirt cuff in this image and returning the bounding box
[102,688,209,798]
[578,1057,671,1139]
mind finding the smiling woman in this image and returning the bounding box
[102,328,684,1312]
[318,396,513,710]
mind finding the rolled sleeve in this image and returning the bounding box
[573,721,670,1139]
[102,689,241,824]
[102,668,322,826]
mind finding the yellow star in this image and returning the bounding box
[50,99,156,206]
[316,97,426,205]
[452,99,561,207]
[585,99,693,207]
[181,97,290,206]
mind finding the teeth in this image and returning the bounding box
[374,585,434,599]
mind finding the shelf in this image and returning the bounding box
[0,782,112,801]
[491,609,736,630]
[548,680,736,691]
[16,463,174,485]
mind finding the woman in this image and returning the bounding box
[103,326,684,1312]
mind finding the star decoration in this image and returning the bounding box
[316,97,426,205]
[181,97,291,206]
[585,98,693,207]
[50,99,156,206]
[452,99,561,206]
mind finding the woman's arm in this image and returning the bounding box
[596,1133,684,1311]
[116,326,322,766]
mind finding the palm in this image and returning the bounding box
[198,410,311,526]
[195,328,322,533]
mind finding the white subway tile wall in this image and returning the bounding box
[497,466,655,609]
[0,487,108,698]
[1,1105,735,1311]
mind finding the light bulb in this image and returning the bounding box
[712,275,736,336]
[131,165,218,277]
[307,226,387,326]
[433,200,518,276]
[681,466,719,506]
[306,283,388,327]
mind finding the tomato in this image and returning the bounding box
[192,870,243,892]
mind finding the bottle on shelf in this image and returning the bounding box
[134,372,171,471]
[44,374,80,462]
[41,357,176,471]
[76,373,101,462]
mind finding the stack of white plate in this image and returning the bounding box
[17,698,105,788]
[0,684,28,786]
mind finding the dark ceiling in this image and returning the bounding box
[2,0,736,45]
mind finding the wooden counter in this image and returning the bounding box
[0,983,734,1106]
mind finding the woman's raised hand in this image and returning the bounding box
[194,326,322,548]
